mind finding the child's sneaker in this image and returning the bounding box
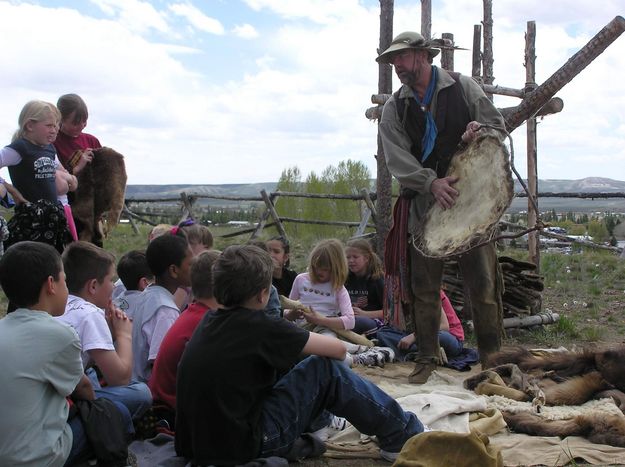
[311,415,349,441]
[352,347,395,368]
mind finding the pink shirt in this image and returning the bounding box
[441,291,464,341]
[289,273,355,330]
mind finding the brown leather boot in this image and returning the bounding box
[408,358,438,384]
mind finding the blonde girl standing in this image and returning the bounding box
[0,101,73,252]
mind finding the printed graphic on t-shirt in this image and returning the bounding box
[33,157,55,180]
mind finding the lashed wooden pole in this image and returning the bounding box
[421,0,431,40]
[482,0,494,100]
[525,21,540,279]
[506,15,625,132]
[375,0,394,260]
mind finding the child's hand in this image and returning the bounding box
[73,149,94,174]
[284,308,304,321]
[353,306,365,316]
[105,301,132,340]
[398,333,416,350]
[302,306,322,324]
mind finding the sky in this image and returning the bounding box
[0,0,623,185]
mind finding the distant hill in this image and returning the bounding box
[125,177,625,213]
[514,177,625,193]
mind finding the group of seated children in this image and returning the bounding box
[0,229,466,465]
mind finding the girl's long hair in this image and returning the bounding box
[12,100,60,143]
[307,238,348,291]
[346,238,384,280]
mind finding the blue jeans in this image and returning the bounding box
[260,356,423,457]
[353,315,381,335]
[65,400,132,466]
[376,325,463,362]
[86,367,152,420]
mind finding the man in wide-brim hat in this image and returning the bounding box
[378,31,506,384]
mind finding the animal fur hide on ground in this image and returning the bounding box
[72,147,127,243]
[463,346,625,447]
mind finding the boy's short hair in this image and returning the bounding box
[190,250,220,299]
[146,234,189,278]
[62,241,115,294]
[117,250,154,290]
[213,245,273,308]
[0,241,63,308]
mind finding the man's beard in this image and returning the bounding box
[397,70,416,87]
[397,66,421,88]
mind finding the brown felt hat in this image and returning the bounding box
[376,31,440,64]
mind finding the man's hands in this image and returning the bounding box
[430,176,459,210]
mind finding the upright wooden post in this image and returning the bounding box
[421,0,431,39]
[375,0,394,260]
[441,32,454,71]
[525,21,540,275]
[482,0,494,100]
[472,25,482,80]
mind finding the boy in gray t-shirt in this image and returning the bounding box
[0,242,85,466]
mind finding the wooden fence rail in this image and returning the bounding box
[122,189,624,253]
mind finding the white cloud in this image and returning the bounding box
[243,0,365,25]
[0,0,623,186]
[168,2,224,35]
[232,23,259,39]
[89,0,169,34]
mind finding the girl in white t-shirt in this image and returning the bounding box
[285,239,361,356]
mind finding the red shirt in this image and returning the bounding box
[53,131,102,170]
[148,302,213,411]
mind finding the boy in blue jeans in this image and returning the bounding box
[175,245,425,465]
[58,241,152,421]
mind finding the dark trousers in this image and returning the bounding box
[408,242,503,363]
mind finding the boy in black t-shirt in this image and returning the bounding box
[175,244,425,465]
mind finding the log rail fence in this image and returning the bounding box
[122,189,625,255]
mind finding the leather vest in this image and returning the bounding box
[394,72,471,177]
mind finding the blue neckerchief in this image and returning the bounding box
[412,66,438,162]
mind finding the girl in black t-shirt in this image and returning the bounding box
[344,239,384,335]
[266,236,297,296]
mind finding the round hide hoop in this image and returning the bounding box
[412,135,514,258]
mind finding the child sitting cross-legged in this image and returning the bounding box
[149,249,220,427]
[58,241,152,422]
[286,238,393,367]
[175,244,427,465]
[112,250,154,319]
[131,234,193,383]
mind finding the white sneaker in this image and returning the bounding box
[311,415,348,441]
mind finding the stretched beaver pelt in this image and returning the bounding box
[72,147,127,243]
[484,346,625,393]
[503,411,625,447]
